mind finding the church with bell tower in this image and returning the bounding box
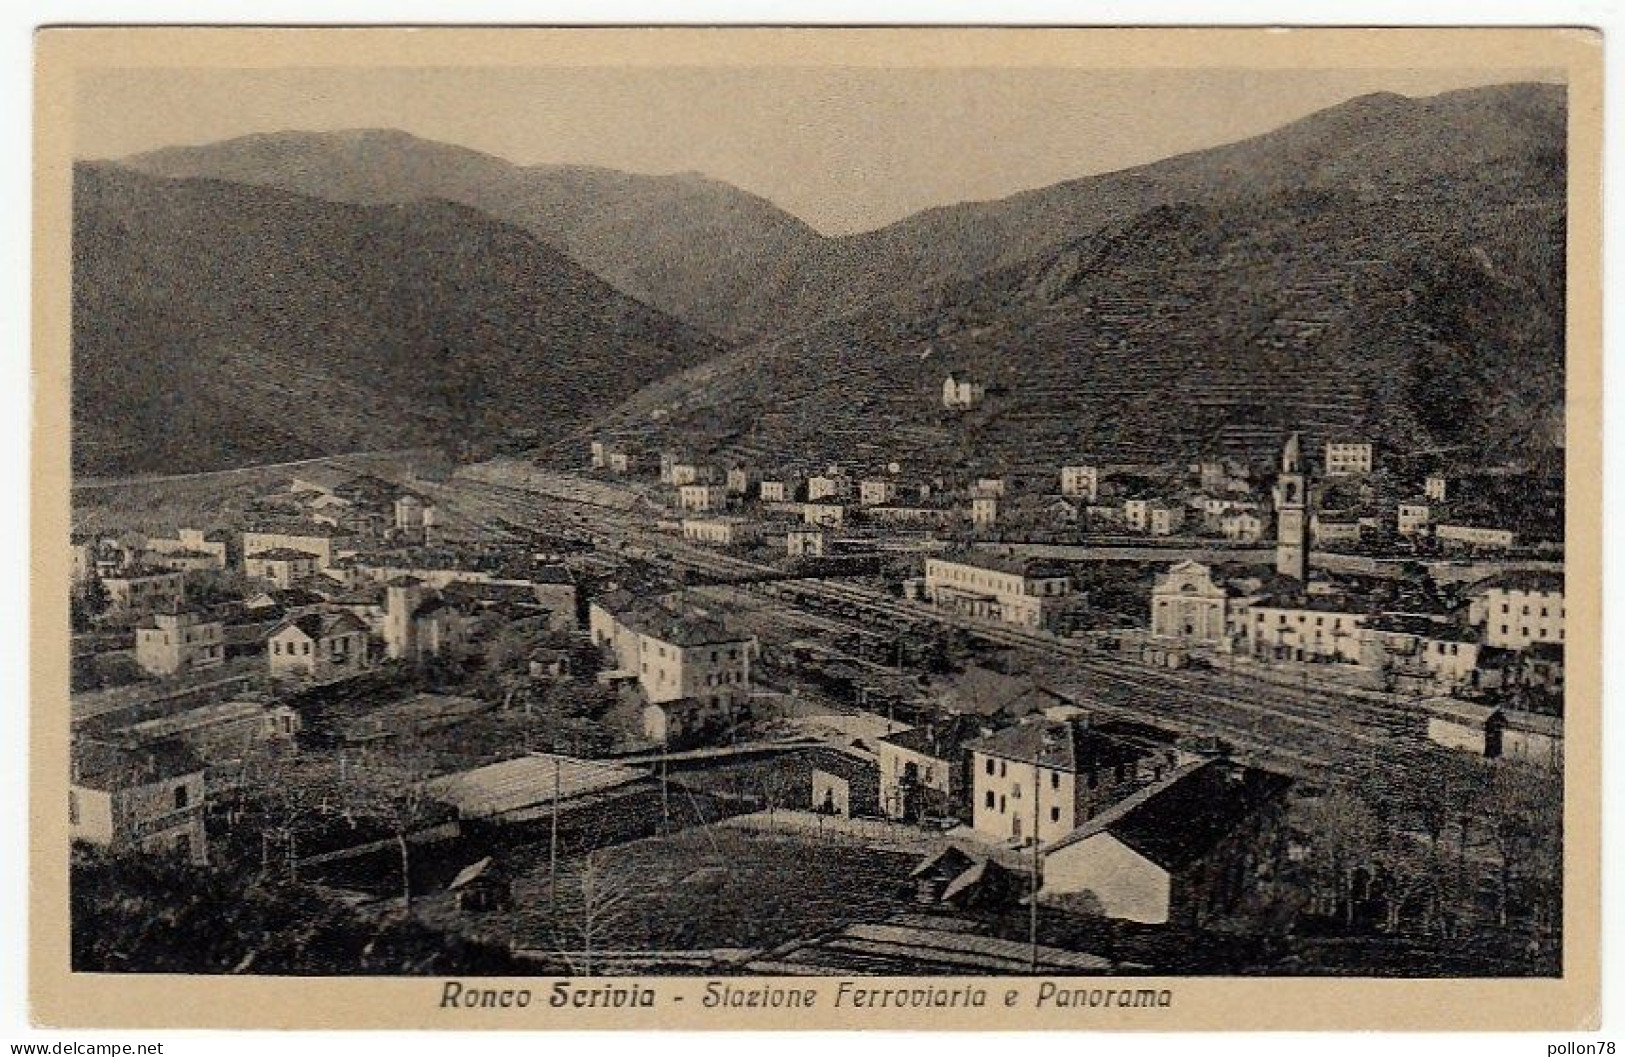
[1273,432,1309,582]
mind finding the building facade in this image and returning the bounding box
[1469,571,1565,650]
[70,740,209,864]
[134,607,225,677]
[589,596,758,717]
[968,718,1151,846]
[1323,441,1374,476]
[1059,465,1100,501]
[268,610,371,680]
[923,553,1074,630]
[1150,561,1230,646]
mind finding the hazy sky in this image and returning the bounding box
[77,66,1560,235]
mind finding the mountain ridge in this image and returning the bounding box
[72,161,726,476]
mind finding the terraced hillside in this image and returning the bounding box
[72,163,727,476]
[571,90,1565,475]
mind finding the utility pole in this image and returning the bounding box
[661,754,670,832]
[1030,757,1041,974]
[549,754,561,910]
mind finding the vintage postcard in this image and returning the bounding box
[30,26,1601,1030]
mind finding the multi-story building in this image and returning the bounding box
[1146,502,1185,537]
[876,717,982,821]
[1323,440,1374,476]
[678,483,728,513]
[682,516,758,547]
[758,479,791,503]
[859,478,897,506]
[1358,615,1484,692]
[942,373,986,410]
[1059,465,1099,501]
[1424,475,1449,502]
[242,526,354,569]
[1122,498,1153,532]
[1243,599,1366,663]
[669,463,715,488]
[1311,515,1363,547]
[588,594,758,719]
[725,467,754,496]
[133,607,225,677]
[245,547,323,588]
[144,527,229,570]
[381,576,470,662]
[1396,500,1432,537]
[70,739,208,864]
[922,552,1075,630]
[1468,570,1564,650]
[802,502,845,528]
[267,610,372,680]
[101,566,187,616]
[971,495,999,529]
[786,527,827,558]
[967,717,1153,846]
[806,474,851,502]
[1221,509,1265,543]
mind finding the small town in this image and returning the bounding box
[67,404,1564,977]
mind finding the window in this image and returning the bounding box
[1050,806,1060,823]
[999,761,1007,778]
[985,790,995,809]
[1051,772,1060,790]
[68,792,78,825]
[174,785,189,810]
[999,795,1006,813]
[985,758,994,775]
[1012,784,1022,800]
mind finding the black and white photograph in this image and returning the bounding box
[25,25,1603,1033]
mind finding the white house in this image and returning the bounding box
[942,373,987,411]
[134,607,225,677]
[1039,759,1291,926]
[1059,465,1100,501]
[267,610,372,680]
[967,717,1153,847]
[1467,570,1564,650]
[1323,441,1374,476]
[71,740,209,864]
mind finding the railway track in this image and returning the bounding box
[427,476,1440,779]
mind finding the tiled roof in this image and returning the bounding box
[878,715,986,760]
[969,716,1149,774]
[594,594,751,648]
[272,610,368,640]
[1467,569,1564,596]
[1047,759,1291,869]
[248,547,322,561]
[72,738,204,791]
[932,549,1070,580]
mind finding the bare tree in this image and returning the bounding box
[550,851,635,976]
[1303,787,1380,927]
